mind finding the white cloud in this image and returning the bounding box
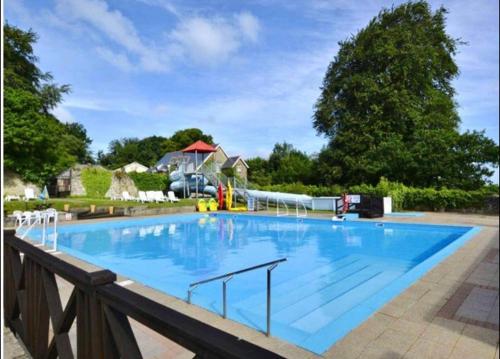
[51,0,260,70]
[51,106,75,123]
[54,0,169,72]
[95,47,135,72]
[136,0,181,18]
[170,17,241,65]
[236,12,261,43]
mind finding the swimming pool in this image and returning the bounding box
[30,213,478,354]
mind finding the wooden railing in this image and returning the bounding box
[3,229,284,359]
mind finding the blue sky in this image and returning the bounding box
[5,0,499,181]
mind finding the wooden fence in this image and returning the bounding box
[3,229,283,359]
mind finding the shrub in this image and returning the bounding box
[222,167,236,178]
[81,167,112,198]
[350,178,492,211]
[129,172,169,191]
[254,177,495,212]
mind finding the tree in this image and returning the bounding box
[313,1,499,189]
[63,123,94,163]
[97,129,214,169]
[247,157,272,185]
[3,24,93,184]
[169,128,213,149]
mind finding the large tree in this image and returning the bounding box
[268,142,313,184]
[246,143,313,185]
[98,129,214,169]
[3,24,93,184]
[313,1,498,189]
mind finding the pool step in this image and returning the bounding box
[235,255,410,313]
[271,266,384,324]
[235,255,362,308]
[245,261,374,314]
[237,263,402,335]
[290,269,402,332]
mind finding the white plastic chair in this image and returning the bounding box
[24,188,36,201]
[12,210,23,227]
[155,191,168,202]
[122,191,136,201]
[138,191,152,203]
[167,191,180,203]
[146,191,156,202]
[32,210,42,224]
[21,211,35,225]
[45,208,58,223]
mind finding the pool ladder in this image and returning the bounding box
[276,198,308,218]
[187,258,287,336]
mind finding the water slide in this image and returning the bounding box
[169,170,216,197]
[170,166,312,207]
[242,189,313,209]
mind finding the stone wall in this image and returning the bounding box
[69,165,87,196]
[124,206,194,217]
[105,171,139,199]
[3,170,40,197]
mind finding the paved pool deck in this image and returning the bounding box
[4,211,499,359]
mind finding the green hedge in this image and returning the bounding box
[81,167,112,198]
[255,178,498,212]
[349,178,497,211]
[129,172,169,191]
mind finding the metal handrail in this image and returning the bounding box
[295,199,308,218]
[276,198,289,217]
[187,257,287,336]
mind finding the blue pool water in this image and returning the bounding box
[30,214,477,354]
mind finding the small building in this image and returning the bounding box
[154,143,249,181]
[222,156,249,179]
[122,162,149,173]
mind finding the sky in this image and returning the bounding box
[5,0,499,182]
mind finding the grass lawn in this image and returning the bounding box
[4,197,196,214]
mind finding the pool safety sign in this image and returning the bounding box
[349,195,361,203]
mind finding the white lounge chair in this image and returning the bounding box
[5,195,21,202]
[147,191,165,203]
[138,191,152,203]
[155,191,168,202]
[122,191,137,201]
[146,191,157,202]
[167,191,180,202]
[24,188,36,201]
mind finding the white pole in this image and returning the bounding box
[42,213,46,245]
[53,212,57,238]
[183,160,186,199]
[195,150,198,198]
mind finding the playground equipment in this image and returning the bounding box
[166,142,313,214]
[169,169,216,197]
[182,140,216,198]
[245,190,313,209]
[208,198,218,211]
[197,199,208,212]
